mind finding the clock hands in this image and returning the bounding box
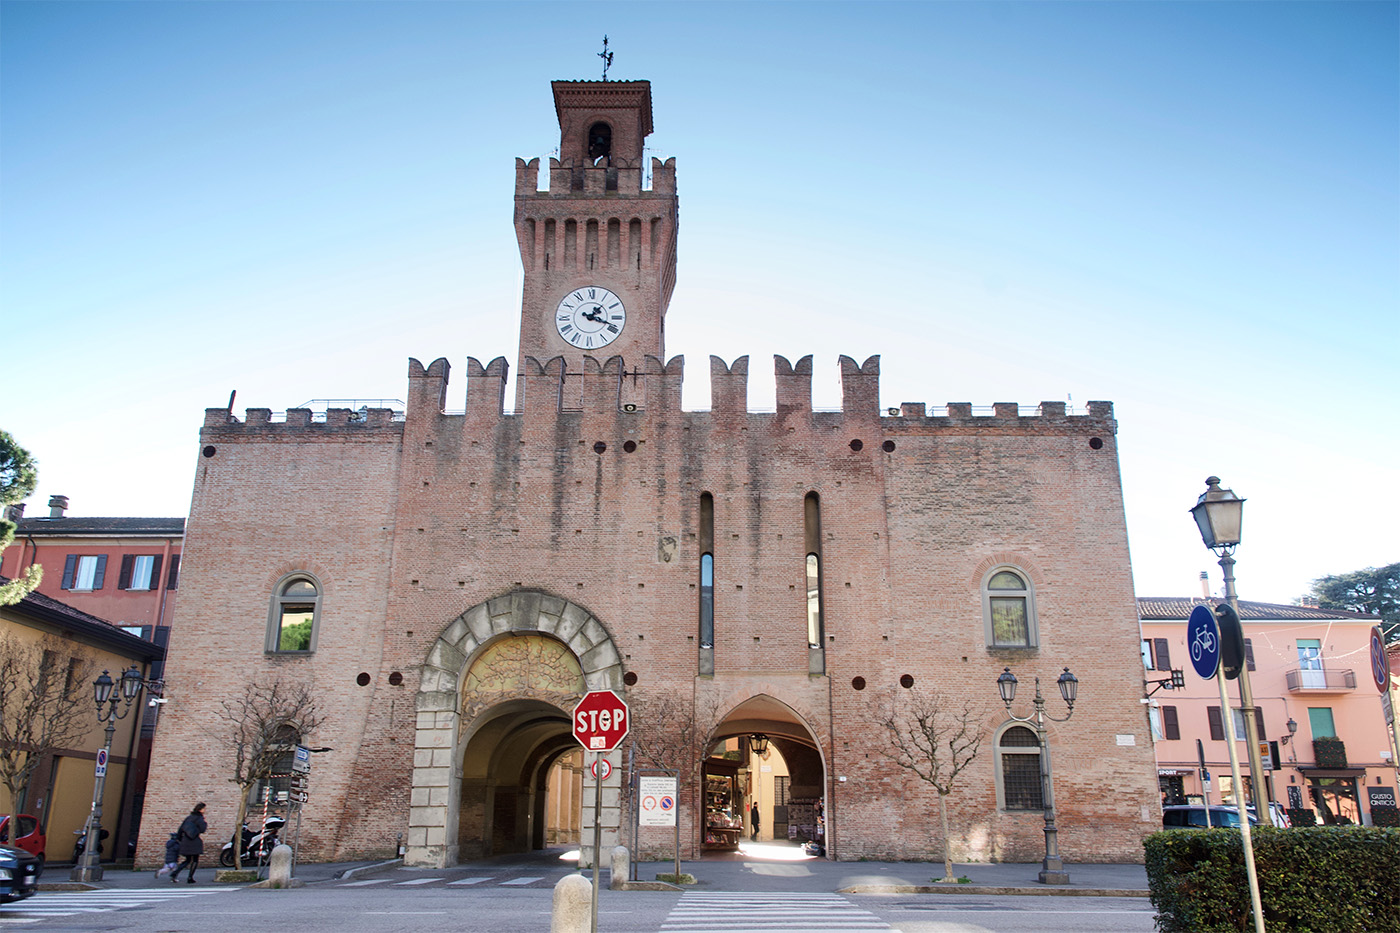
[581,305,606,324]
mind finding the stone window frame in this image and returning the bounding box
[981,565,1038,649]
[993,722,1044,811]
[266,572,322,655]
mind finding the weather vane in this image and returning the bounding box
[599,35,613,81]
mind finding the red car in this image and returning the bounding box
[0,815,45,865]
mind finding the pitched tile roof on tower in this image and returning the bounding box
[15,517,185,536]
[1138,596,1378,622]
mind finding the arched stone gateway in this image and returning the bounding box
[408,591,624,868]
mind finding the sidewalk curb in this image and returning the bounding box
[839,883,1150,898]
[334,858,402,881]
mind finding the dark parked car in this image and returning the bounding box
[0,844,40,903]
[1162,805,1259,829]
[0,815,44,866]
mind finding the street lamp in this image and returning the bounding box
[748,734,770,756]
[997,666,1077,884]
[70,666,160,882]
[1190,477,1270,808]
[1189,477,1265,933]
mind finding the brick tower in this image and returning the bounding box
[513,80,678,404]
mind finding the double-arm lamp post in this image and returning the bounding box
[70,666,160,882]
[997,666,1078,884]
[1191,477,1270,809]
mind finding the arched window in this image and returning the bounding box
[268,574,321,654]
[996,724,1043,810]
[982,567,1037,648]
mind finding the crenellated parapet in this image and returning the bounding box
[203,351,1116,440]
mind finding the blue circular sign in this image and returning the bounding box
[1188,604,1221,679]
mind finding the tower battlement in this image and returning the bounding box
[203,354,1115,439]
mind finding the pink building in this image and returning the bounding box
[1140,597,1397,825]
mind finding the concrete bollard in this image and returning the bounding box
[267,844,293,887]
[609,845,630,890]
[551,874,592,933]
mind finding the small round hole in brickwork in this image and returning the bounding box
[623,440,637,453]
[882,440,895,452]
[899,674,914,689]
[849,439,863,452]
[202,445,216,458]
[593,441,607,454]
[851,676,866,691]
[623,671,638,686]
[1089,437,1104,450]
[388,672,403,686]
[356,672,371,686]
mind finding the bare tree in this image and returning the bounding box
[881,688,985,881]
[218,680,325,868]
[626,692,719,872]
[0,634,93,812]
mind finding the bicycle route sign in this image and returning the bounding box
[1188,604,1220,680]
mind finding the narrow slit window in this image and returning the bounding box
[804,493,823,649]
[699,493,714,651]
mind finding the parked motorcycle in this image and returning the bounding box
[219,816,286,867]
[71,827,108,862]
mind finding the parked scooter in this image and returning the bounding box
[219,816,286,867]
[71,827,108,862]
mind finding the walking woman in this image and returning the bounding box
[170,803,207,884]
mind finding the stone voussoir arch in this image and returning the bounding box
[406,589,624,867]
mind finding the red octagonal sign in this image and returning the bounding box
[573,689,629,751]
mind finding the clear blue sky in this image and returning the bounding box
[2,1,1396,605]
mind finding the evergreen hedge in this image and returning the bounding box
[1146,826,1400,932]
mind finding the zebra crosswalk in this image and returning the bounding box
[659,891,901,932]
[338,873,556,888]
[0,887,234,924]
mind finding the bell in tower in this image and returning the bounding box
[587,122,612,166]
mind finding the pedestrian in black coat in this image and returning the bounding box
[170,803,207,884]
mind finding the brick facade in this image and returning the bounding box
[138,78,1159,867]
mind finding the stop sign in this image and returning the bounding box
[573,690,629,751]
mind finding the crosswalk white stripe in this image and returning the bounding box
[658,891,899,933]
[498,876,543,885]
[446,877,492,885]
[340,878,393,886]
[394,878,442,885]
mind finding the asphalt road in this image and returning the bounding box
[0,882,1156,933]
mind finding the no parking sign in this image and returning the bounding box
[639,776,677,827]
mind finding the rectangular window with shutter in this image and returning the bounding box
[1245,638,1255,671]
[1208,706,1224,741]
[166,554,180,590]
[118,555,162,591]
[62,554,107,591]
[1163,705,1180,740]
[1153,638,1171,671]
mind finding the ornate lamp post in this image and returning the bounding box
[1190,476,1265,933]
[70,666,158,882]
[997,666,1077,884]
[1191,477,1270,807]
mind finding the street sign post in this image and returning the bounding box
[574,691,630,933]
[94,748,108,779]
[1188,605,1221,681]
[1371,626,1389,694]
[638,776,677,827]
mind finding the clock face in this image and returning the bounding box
[555,286,626,350]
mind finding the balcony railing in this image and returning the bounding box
[1285,668,1356,693]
